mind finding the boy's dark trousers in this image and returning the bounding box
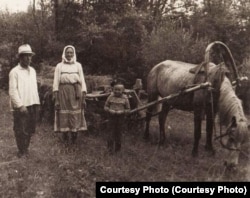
[107,115,125,153]
[13,105,38,155]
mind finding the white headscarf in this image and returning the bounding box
[62,45,77,64]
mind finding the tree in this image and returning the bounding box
[190,0,250,62]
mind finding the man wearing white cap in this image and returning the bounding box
[9,44,40,158]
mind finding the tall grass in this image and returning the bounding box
[0,90,249,197]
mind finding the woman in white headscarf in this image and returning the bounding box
[53,45,87,144]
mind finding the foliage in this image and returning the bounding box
[190,0,250,62]
[1,0,250,88]
[76,12,148,86]
[142,22,209,75]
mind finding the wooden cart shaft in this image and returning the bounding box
[129,82,211,114]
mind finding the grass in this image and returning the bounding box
[0,89,249,197]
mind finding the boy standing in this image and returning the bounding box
[104,83,130,153]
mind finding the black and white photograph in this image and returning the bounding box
[0,0,249,197]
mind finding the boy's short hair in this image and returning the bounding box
[111,77,126,87]
[113,79,125,87]
[113,83,125,90]
[114,81,124,86]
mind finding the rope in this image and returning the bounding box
[209,88,217,139]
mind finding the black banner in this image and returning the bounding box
[96,182,250,198]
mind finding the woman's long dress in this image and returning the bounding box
[53,62,87,133]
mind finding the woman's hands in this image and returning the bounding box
[54,91,60,110]
[82,98,86,109]
[53,91,88,110]
[55,100,60,110]
[82,91,87,109]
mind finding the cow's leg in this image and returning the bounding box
[158,103,170,145]
[205,103,216,155]
[192,88,207,157]
[144,94,158,140]
[192,107,203,157]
